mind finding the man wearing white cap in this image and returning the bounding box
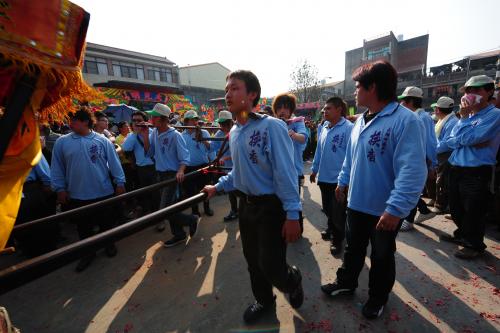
[398,86,437,231]
[212,110,238,221]
[181,110,214,217]
[430,96,458,214]
[142,103,201,247]
[440,75,500,259]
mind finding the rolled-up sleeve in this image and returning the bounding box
[385,118,427,218]
[268,121,301,220]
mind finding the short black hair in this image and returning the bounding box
[402,96,423,109]
[132,110,148,121]
[352,60,398,102]
[69,106,95,128]
[325,97,348,117]
[117,121,129,129]
[227,70,261,107]
[273,93,297,114]
[94,111,107,120]
[437,107,454,115]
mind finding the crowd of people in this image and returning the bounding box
[11,60,500,323]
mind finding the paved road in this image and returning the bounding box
[1,163,499,332]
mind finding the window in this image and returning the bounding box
[97,63,108,75]
[84,60,98,74]
[84,56,108,75]
[113,64,122,77]
[137,66,145,80]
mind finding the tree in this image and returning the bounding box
[290,59,321,103]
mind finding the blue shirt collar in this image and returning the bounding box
[471,104,495,118]
[70,131,96,139]
[235,112,265,128]
[327,117,347,129]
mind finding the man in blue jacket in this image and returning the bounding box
[440,75,500,259]
[430,96,458,214]
[310,97,353,255]
[51,107,126,272]
[212,110,238,221]
[122,111,157,216]
[142,103,201,247]
[203,70,304,324]
[181,110,213,217]
[398,86,437,231]
[273,93,308,233]
[320,61,427,319]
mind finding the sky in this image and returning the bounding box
[73,0,500,96]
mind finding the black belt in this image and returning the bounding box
[450,165,492,174]
[235,190,278,205]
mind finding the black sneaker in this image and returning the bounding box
[105,244,117,257]
[330,242,342,256]
[321,282,355,296]
[321,229,332,241]
[189,216,201,238]
[439,233,464,245]
[243,299,276,324]
[75,253,96,273]
[418,206,432,215]
[203,203,214,216]
[362,298,385,319]
[163,235,187,248]
[223,211,238,222]
[288,266,304,309]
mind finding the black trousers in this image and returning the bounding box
[238,193,298,306]
[449,165,492,251]
[136,164,158,213]
[14,182,58,257]
[318,182,347,244]
[64,195,116,255]
[435,153,452,210]
[183,164,211,214]
[405,198,429,223]
[228,191,238,212]
[158,171,197,237]
[336,208,401,304]
[298,175,304,232]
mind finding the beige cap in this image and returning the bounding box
[146,103,171,117]
[216,110,233,122]
[431,96,455,109]
[183,110,199,119]
[398,86,423,99]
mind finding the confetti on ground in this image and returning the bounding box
[304,319,333,332]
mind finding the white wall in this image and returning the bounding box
[180,63,230,90]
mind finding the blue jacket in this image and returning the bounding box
[211,129,232,168]
[121,131,155,167]
[148,127,189,172]
[26,154,51,185]
[436,114,459,154]
[312,117,353,184]
[287,118,308,176]
[416,109,438,168]
[181,129,211,166]
[51,131,125,200]
[447,105,500,167]
[338,102,427,218]
[215,113,301,220]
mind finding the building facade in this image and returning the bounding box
[344,32,429,105]
[179,63,230,106]
[83,42,181,93]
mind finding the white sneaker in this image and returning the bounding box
[414,212,436,224]
[400,220,414,232]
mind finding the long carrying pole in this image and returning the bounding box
[13,166,212,233]
[0,193,207,295]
